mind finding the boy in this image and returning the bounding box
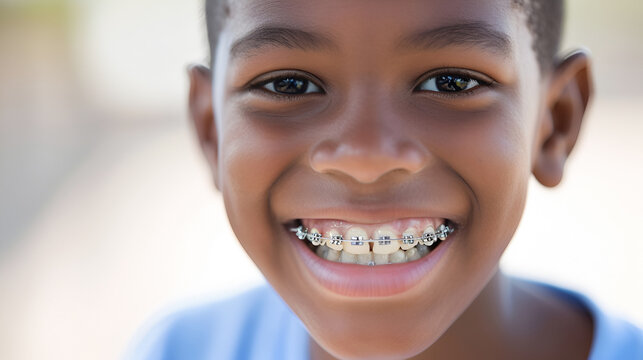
[131,0,643,358]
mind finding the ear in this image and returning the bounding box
[533,50,593,187]
[188,64,220,190]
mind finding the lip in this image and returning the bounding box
[287,223,456,297]
[276,204,466,226]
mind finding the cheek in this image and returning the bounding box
[460,113,530,196]
[434,102,531,250]
[219,100,326,202]
[218,110,304,274]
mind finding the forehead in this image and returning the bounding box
[224,0,519,57]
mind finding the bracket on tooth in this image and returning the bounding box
[330,235,343,245]
[378,236,392,245]
[290,224,454,246]
[295,227,308,240]
[307,231,322,246]
[436,224,450,241]
[350,236,365,246]
[421,231,437,246]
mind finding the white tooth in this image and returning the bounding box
[317,228,327,246]
[339,251,357,264]
[325,248,340,262]
[325,229,343,251]
[373,253,389,265]
[416,244,429,257]
[400,227,419,250]
[356,252,374,265]
[422,225,436,246]
[307,228,323,246]
[390,250,406,264]
[316,244,329,258]
[406,247,421,261]
[343,227,370,255]
[437,224,449,241]
[372,227,401,254]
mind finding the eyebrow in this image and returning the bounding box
[230,25,336,59]
[229,21,511,60]
[398,22,511,56]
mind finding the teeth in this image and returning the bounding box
[316,244,329,258]
[326,229,343,251]
[339,251,357,264]
[373,253,390,265]
[372,227,401,254]
[416,244,429,257]
[405,247,421,262]
[307,228,323,246]
[295,221,453,266]
[296,226,308,240]
[400,227,419,250]
[325,247,341,262]
[356,253,374,266]
[389,250,406,264]
[343,227,370,255]
[437,224,449,241]
[422,226,437,246]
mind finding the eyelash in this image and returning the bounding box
[249,71,326,100]
[413,68,495,97]
[249,69,494,100]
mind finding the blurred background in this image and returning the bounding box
[0,0,642,358]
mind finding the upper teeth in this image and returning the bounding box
[295,220,454,265]
[292,224,453,246]
[372,227,400,254]
[344,227,370,254]
[400,227,418,250]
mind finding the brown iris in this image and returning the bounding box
[436,75,473,92]
[273,77,309,94]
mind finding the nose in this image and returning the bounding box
[309,101,429,184]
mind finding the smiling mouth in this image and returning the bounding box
[289,218,455,266]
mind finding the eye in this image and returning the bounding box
[262,76,322,95]
[417,74,484,93]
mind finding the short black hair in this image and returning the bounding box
[512,0,564,71]
[205,0,564,72]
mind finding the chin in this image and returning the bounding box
[312,329,439,360]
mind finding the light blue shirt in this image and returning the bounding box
[127,282,643,360]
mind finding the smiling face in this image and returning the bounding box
[189,0,591,358]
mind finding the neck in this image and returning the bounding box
[415,269,593,359]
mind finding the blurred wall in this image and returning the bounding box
[0,0,642,359]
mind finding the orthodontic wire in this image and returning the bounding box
[289,224,454,246]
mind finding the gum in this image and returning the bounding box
[300,217,444,240]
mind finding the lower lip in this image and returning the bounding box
[289,229,455,297]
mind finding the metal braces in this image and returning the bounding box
[290,224,454,247]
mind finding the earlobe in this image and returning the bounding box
[188,64,220,190]
[533,50,593,187]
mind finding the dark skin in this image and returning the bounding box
[188,0,593,358]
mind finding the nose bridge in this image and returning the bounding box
[343,88,393,146]
[309,88,429,184]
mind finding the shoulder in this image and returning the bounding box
[528,280,643,360]
[125,285,309,360]
[581,293,643,360]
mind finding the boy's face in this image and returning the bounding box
[191,0,590,358]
